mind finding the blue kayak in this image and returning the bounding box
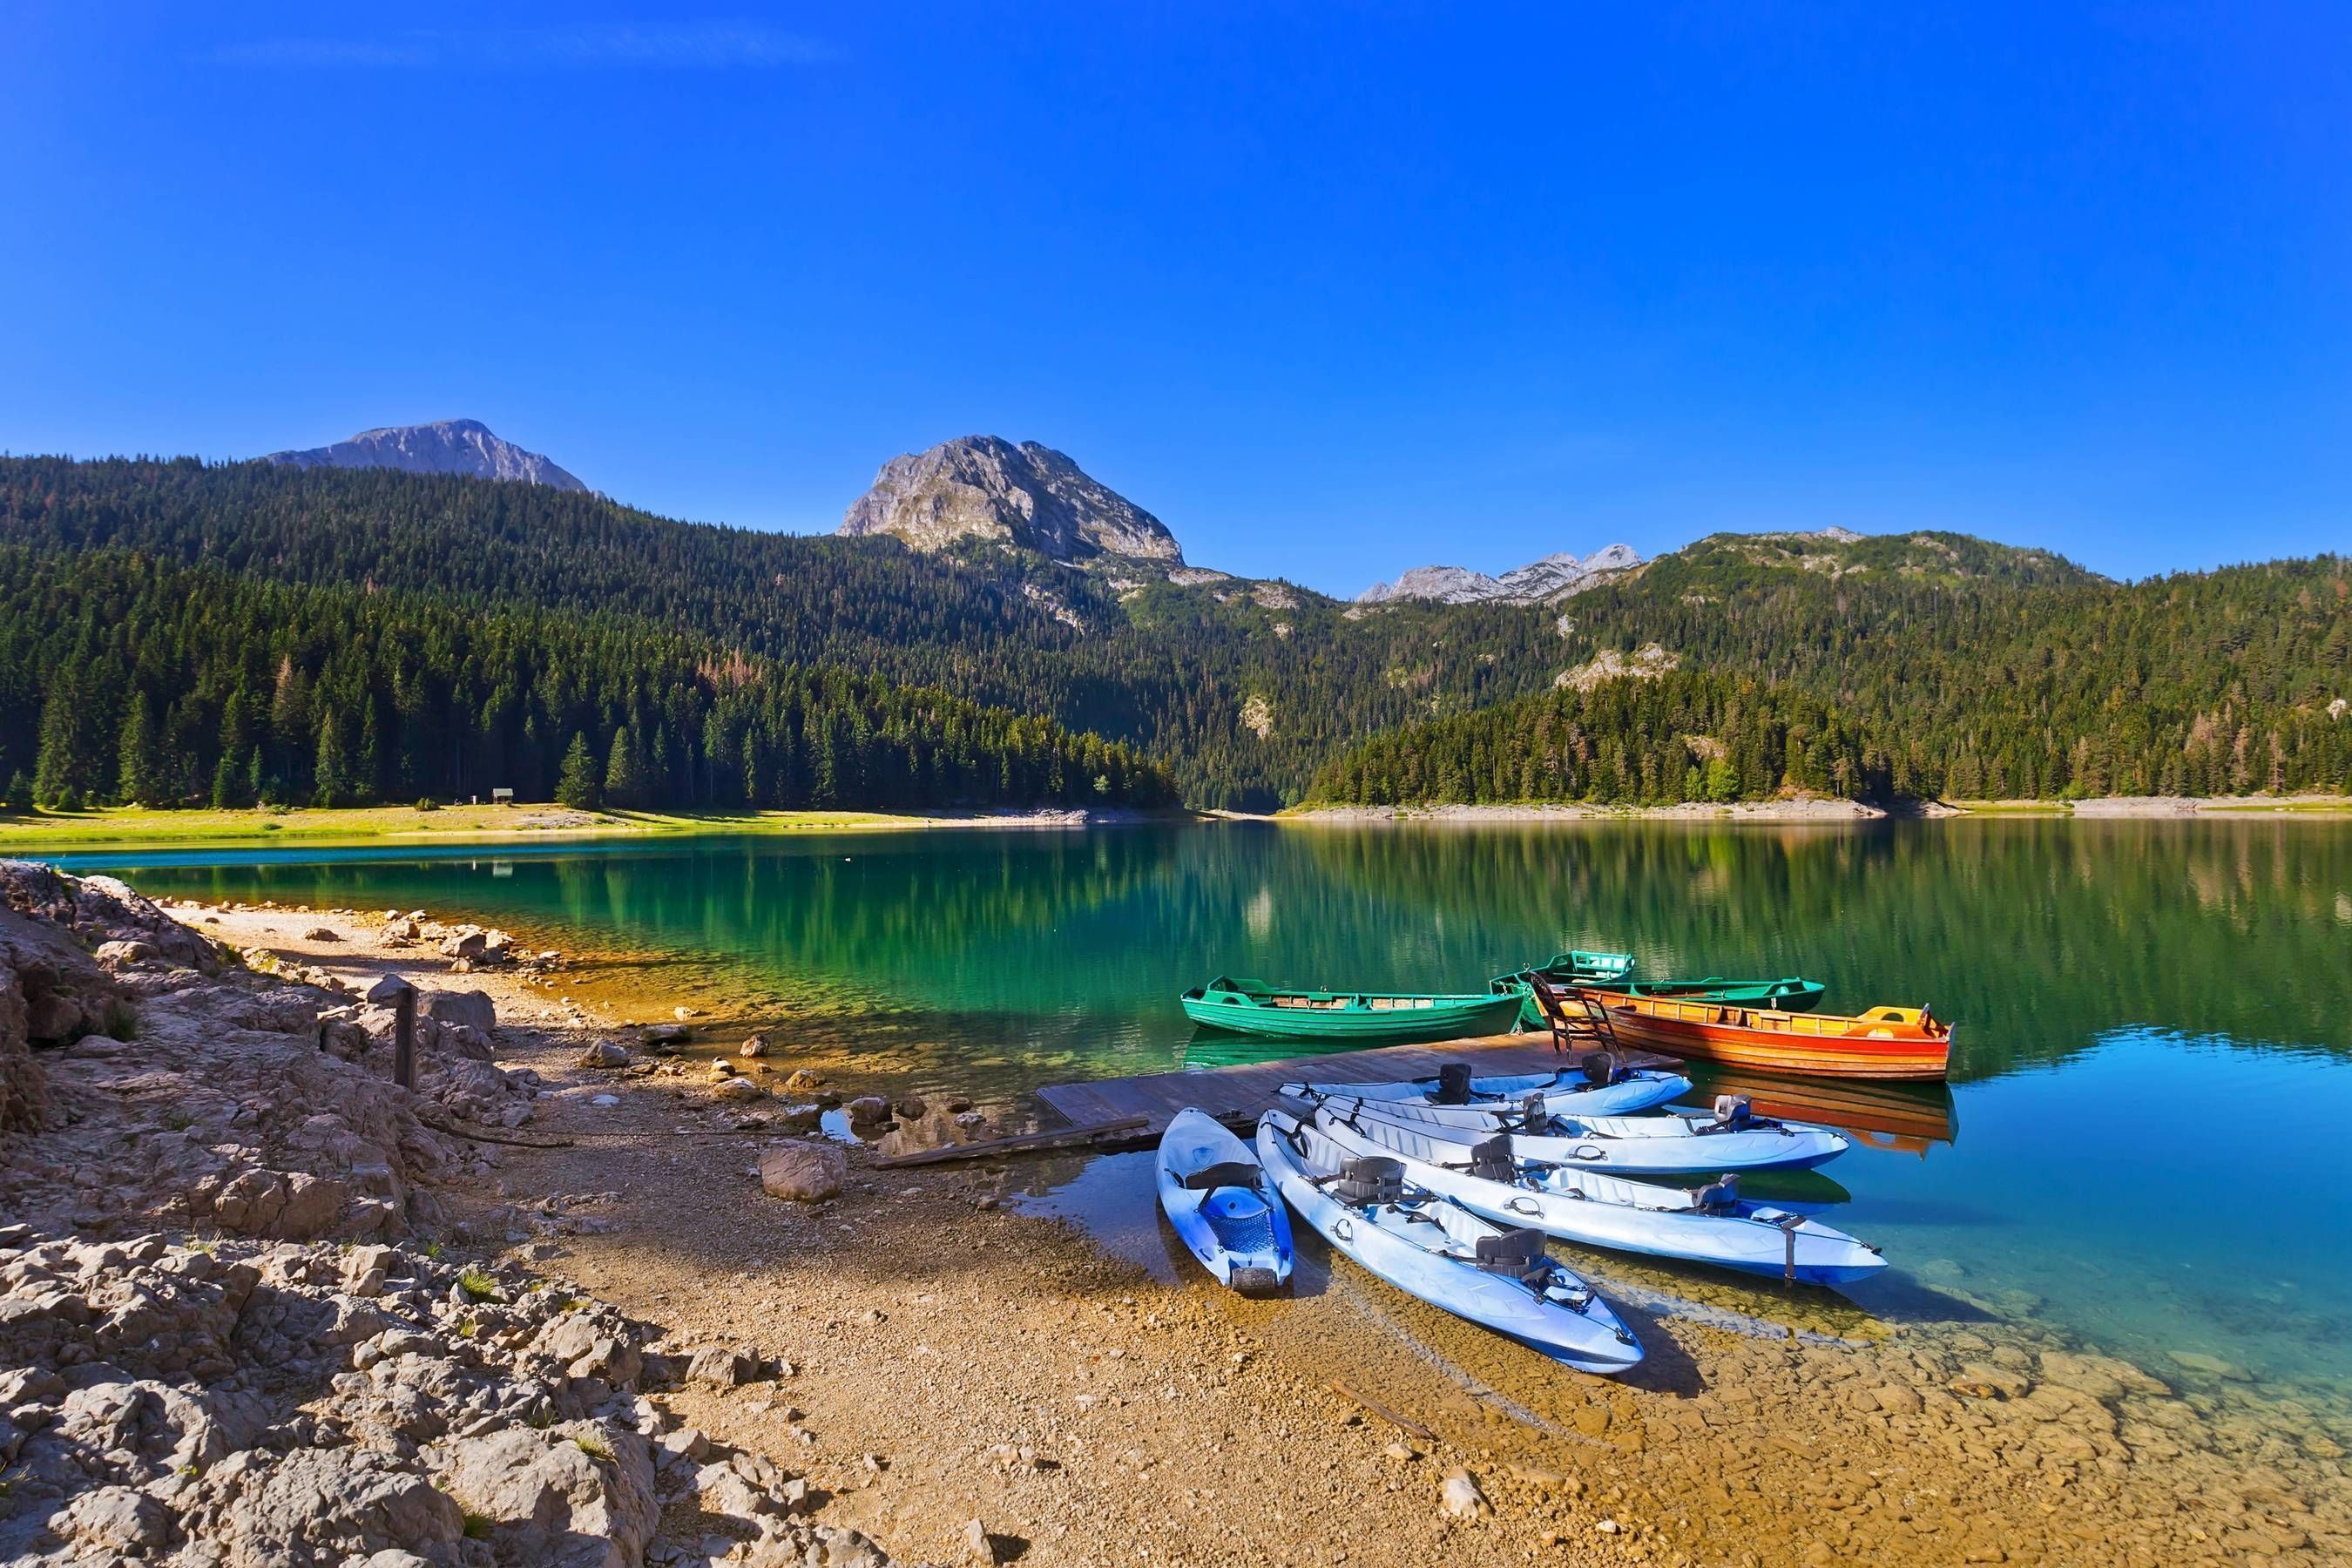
[1317,1093,1850,1174]
[1311,1102,1886,1285]
[1155,1108,1294,1294]
[1278,1060,1691,1119]
[1255,1110,1642,1375]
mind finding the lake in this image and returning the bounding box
[54,817,2352,1416]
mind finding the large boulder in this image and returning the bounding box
[759,1141,847,1203]
[420,988,497,1036]
[442,1423,657,1568]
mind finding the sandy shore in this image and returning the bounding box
[129,897,2352,1565]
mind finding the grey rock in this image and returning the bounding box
[265,417,587,491]
[421,988,497,1036]
[443,1422,657,1567]
[840,436,1182,565]
[758,1142,847,1204]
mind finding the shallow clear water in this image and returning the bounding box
[57,818,2352,1401]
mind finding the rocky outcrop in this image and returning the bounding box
[265,418,588,491]
[1556,641,1680,692]
[0,1235,892,1566]
[840,436,1183,565]
[1359,544,1639,605]
[0,864,550,1242]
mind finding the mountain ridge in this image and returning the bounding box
[1360,544,1642,605]
[840,436,1183,566]
[265,418,586,491]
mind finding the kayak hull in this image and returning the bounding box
[1255,1112,1642,1375]
[1277,1065,1692,1119]
[1310,1107,1885,1285]
[1322,1096,1851,1174]
[1183,977,1527,1044]
[1155,1109,1294,1292]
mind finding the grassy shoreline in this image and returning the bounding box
[0,801,1194,853]
[4,789,2347,854]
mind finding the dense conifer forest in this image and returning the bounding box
[0,456,2345,810]
[0,549,1173,813]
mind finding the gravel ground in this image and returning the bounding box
[185,902,2352,1568]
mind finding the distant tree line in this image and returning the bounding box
[0,548,1174,813]
[0,458,2345,808]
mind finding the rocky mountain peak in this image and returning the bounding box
[264,419,586,491]
[839,436,1184,565]
[1359,544,1639,605]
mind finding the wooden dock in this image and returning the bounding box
[1032,1031,1671,1140]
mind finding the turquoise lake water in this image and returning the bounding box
[54,819,2352,1408]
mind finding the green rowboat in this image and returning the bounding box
[1527,950,1637,984]
[1592,977,1828,1012]
[1180,976,1529,1044]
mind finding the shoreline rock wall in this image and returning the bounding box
[0,863,898,1566]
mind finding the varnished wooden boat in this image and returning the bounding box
[1581,992,1952,1081]
[1180,977,1528,1044]
[1682,1065,1958,1152]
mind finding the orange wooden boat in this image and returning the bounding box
[1683,1065,1957,1152]
[1578,990,1952,1081]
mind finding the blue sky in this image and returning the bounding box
[4,4,2345,593]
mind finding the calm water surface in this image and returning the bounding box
[58,820,2352,1404]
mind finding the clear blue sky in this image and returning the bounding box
[5,3,2345,593]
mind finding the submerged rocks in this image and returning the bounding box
[759,1141,848,1203]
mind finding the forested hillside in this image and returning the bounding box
[0,457,1571,808]
[1309,553,2352,806]
[0,548,1173,813]
[2,456,2346,810]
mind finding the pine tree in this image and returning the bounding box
[3,769,30,810]
[116,693,164,806]
[556,733,602,809]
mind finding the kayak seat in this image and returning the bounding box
[1332,1156,1405,1206]
[1701,1095,1755,1133]
[1201,1195,1281,1256]
[1581,1050,1625,1086]
[1433,1063,1474,1105]
[1182,1160,1264,1193]
[1515,1092,1548,1131]
[1473,1227,1551,1286]
[1693,1173,1741,1213]
[1464,1134,1517,1183]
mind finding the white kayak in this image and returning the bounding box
[1312,1105,1886,1285]
[1315,1093,1849,1174]
[1156,1109,1294,1294]
[1279,1058,1691,1119]
[1254,1110,1642,1375]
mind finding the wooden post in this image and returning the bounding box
[366,975,417,1092]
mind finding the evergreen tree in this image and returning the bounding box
[116,693,165,806]
[3,769,30,810]
[556,733,603,809]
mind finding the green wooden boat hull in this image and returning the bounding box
[1181,976,1530,1044]
[1495,973,1826,1031]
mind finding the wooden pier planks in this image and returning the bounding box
[1031,1031,1671,1140]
